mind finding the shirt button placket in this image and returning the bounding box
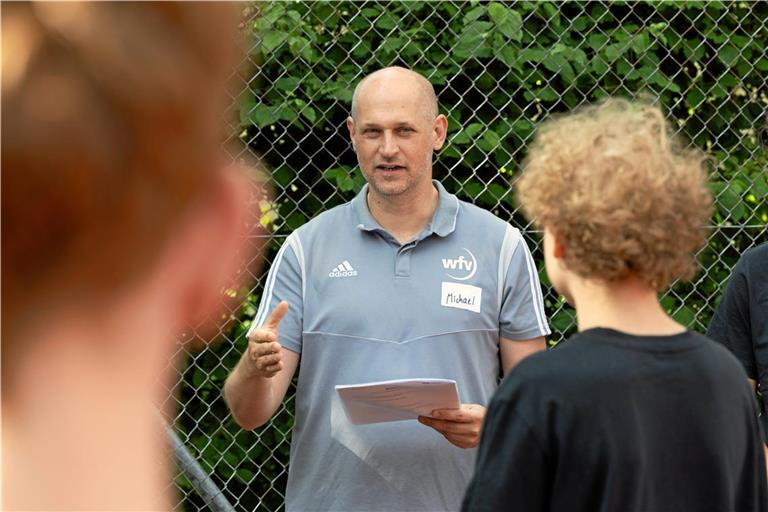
[395,243,415,278]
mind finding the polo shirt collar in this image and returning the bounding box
[352,179,459,238]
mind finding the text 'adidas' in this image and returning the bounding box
[329,260,358,278]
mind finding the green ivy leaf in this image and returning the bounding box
[682,40,706,62]
[591,56,610,75]
[236,469,255,484]
[520,48,547,63]
[588,33,609,50]
[672,306,696,327]
[375,12,399,30]
[262,3,286,24]
[192,369,207,388]
[752,174,768,198]
[301,107,317,124]
[511,119,535,139]
[488,3,523,41]
[272,167,294,188]
[454,21,494,60]
[248,104,278,128]
[717,45,740,67]
[537,86,559,102]
[464,5,486,24]
[685,88,705,107]
[551,308,576,333]
[239,94,257,126]
[286,212,307,231]
[452,123,484,144]
[498,46,518,67]
[441,145,462,160]
[261,31,288,54]
[462,181,484,199]
[487,183,508,202]
[276,77,300,93]
[631,32,650,54]
[478,129,501,151]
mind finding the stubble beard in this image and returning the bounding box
[366,173,413,197]
[362,158,433,200]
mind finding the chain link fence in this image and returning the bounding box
[166,2,767,510]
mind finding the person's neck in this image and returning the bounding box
[367,182,439,244]
[3,301,176,510]
[570,275,686,337]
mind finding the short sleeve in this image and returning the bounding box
[498,225,551,340]
[248,232,304,353]
[461,381,549,512]
[707,257,757,379]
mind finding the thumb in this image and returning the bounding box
[264,300,289,331]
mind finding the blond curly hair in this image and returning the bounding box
[517,98,713,291]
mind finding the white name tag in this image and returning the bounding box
[441,282,482,313]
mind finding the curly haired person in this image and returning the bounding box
[462,99,768,512]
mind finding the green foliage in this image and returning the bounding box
[179,2,767,510]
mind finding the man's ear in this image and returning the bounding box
[346,116,356,151]
[433,114,448,151]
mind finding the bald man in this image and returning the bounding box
[224,67,549,511]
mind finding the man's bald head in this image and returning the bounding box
[350,66,438,121]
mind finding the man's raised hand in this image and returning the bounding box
[245,301,289,378]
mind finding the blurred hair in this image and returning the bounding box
[517,98,713,291]
[2,3,239,319]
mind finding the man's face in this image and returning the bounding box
[347,78,447,200]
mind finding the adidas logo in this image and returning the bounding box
[329,260,358,278]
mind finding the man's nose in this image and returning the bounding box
[379,131,399,157]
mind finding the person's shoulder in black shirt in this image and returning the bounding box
[707,242,768,440]
[465,328,765,512]
[463,100,768,512]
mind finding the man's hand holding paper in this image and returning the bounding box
[336,379,461,425]
[335,378,485,449]
[418,404,486,449]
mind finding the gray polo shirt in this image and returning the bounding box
[250,181,550,512]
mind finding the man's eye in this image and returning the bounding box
[398,127,414,133]
[363,129,380,135]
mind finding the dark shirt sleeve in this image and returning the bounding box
[461,393,549,512]
[707,248,768,444]
[707,259,758,379]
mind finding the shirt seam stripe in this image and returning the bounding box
[498,224,521,305]
[289,234,306,302]
[302,328,500,345]
[249,235,293,335]
[521,239,549,334]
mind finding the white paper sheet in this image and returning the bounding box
[335,378,461,425]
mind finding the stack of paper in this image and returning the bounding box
[335,378,460,425]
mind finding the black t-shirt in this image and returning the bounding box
[462,328,767,512]
[707,242,768,439]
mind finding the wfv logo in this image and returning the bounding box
[442,248,477,281]
[442,256,473,271]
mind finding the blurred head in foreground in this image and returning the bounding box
[517,98,713,303]
[2,3,256,509]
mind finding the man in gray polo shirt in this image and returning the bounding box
[224,66,550,511]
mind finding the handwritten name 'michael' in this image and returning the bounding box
[445,292,476,307]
